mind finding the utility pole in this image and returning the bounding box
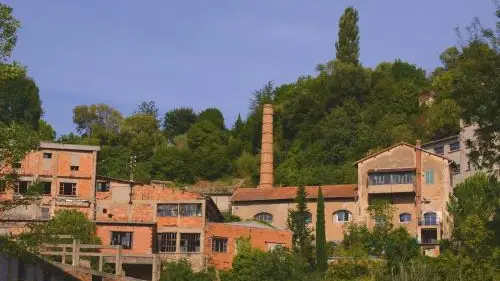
[129,155,137,182]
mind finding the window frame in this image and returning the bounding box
[96,181,110,192]
[305,212,312,224]
[433,146,444,155]
[15,181,31,194]
[70,165,79,172]
[254,212,273,224]
[157,232,177,253]
[334,210,351,223]
[42,181,52,195]
[212,237,228,253]
[110,231,133,249]
[449,142,460,152]
[41,207,50,220]
[157,204,179,217]
[425,169,434,184]
[43,152,52,159]
[59,182,77,196]
[399,213,412,223]
[452,164,461,175]
[179,203,202,217]
[180,233,201,253]
[368,171,415,185]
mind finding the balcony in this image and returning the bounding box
[418,217,441,227]
[367,183,415,194]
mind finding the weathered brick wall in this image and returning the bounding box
[96,224,154,255]
[205,223,292,269]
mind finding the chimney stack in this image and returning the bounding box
[259,104,273,188]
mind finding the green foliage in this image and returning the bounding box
[315,187,327,272]
[335,7,360,65]
[162,107,197,140]
[38,120,56,141]
[160,259,216,281]
[72,104,123,142]
[222,212,241,222]
[0,3,20,61]
[287,185,315,268]
[197,108,225,130]
[233,151,258,178]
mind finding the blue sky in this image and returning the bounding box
[5,0,497,136]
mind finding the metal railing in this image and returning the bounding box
[418,217,441,226]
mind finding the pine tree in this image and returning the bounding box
[232,114,244,137]
[335,6,360,65]
[287,185,314,267]
[315,187,328,272]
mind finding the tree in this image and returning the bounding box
[38,120,56,141]
[137,100,159,118]
[162,107,197,139]
[72,104,123,141]
[0,74,42,129]
[197,108,225,130]
[287,185,314,268]
[335,7,360,65]
[232,114,244,137]
[160,259,215,281]
[0,3,20,61]
[315,187,327,272]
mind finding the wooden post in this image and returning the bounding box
[62,246,66,264]
[98,255,103,272]
[115,245,123,276]
[72,239,77,266]
[74,239,80,267]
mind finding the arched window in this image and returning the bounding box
[305,212,312,224]
[399,213,412,223]
[423,212,437,226]
[254,212,273,223]
[334,210,351,223]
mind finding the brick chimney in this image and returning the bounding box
[259,104,273,188]
[415,140,422,229]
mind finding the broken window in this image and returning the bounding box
[157,232,177,253]
[157,204,178,217]
[111,232,133,249]
[180,233,200,253]
[59,182,76,196]
[42,182,51,195]
[212,237,228,253]
[15,181,31,194]
[179,204,202,217]
[97,181,110,192]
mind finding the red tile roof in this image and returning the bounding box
[231,185,357,202]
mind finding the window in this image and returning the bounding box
[374,216,385,225]
[70,165,79,172]
[17,260,25,281]
[334,210,351,223]
[266,242,285,251]
[97,181,110,192]
[434,146,444,155]
[368,171,414,185]
[111,232,133,249]
[179,204,202,217]
[180,233,200,253]
[449,142,460,152]
[157,204,178,217]
[254,212,273,223]
[15,181,30,194]
[157,233,176,253]
[423,212,437,226]
[59,182,76,196]
[0,180,6,193]
[41,207,50,220]
[467,161,471,172]
[43,153,52,159]
[425,169,434,184]
[399,213,412,223]
[42,182,51,195]
[212,237,228,253]
[12,162,21,168]
[305,212,312,224]
[452,164,461,175]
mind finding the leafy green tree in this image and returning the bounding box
[121,113,162,161]
[137,100,159,118]
[0,74,42,129]
[160,259,216,281]
[37,120,56,141]
[72,104,123,143]
[197,108,225,130]
[0,3,20,61]
[315,187,327,272]
[233,151,258,178]
[97,145,131,179]
[287,185,314,268]
[232,114,245,137]
[151,144,195,184]
[162,107,197,139]
[335,6,360,65]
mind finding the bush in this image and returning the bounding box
[160,259,216,281]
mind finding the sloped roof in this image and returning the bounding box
[231,185,357,202]
[355,142,452,164]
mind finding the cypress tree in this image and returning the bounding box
[287,185,314,267]
[315,187,328,272]
[335,6,360,65]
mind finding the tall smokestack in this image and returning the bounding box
[259,104,273,189]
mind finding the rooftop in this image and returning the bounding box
[40,142,101,152]
[231,185,357,202]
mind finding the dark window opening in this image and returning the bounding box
[0,180,6,193]
[59,182,76,196]
[449,142,460,152]
[368,171,415,185]
[111,232,133,249]
[422,212,438,226]
[180,233,200,253]
[305,212,312,224]
[41,207,50,220]
[434,146,444,155]
[212,237,228,253]
[17,260,25,281]
[42,182,51,195]
[452,164,461,175]
[254,212,273,223]
[15,181,30,194]
[179,204,202,216]
[43,153,52,159]
[157,233,177,253]
[12,162,21,168]
[399,213,412,222]
[157,204,178,217]
[97,181,110,192]
[70,165,79,171]
[421,229,438,244]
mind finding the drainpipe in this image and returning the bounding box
[415,140,422,235]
